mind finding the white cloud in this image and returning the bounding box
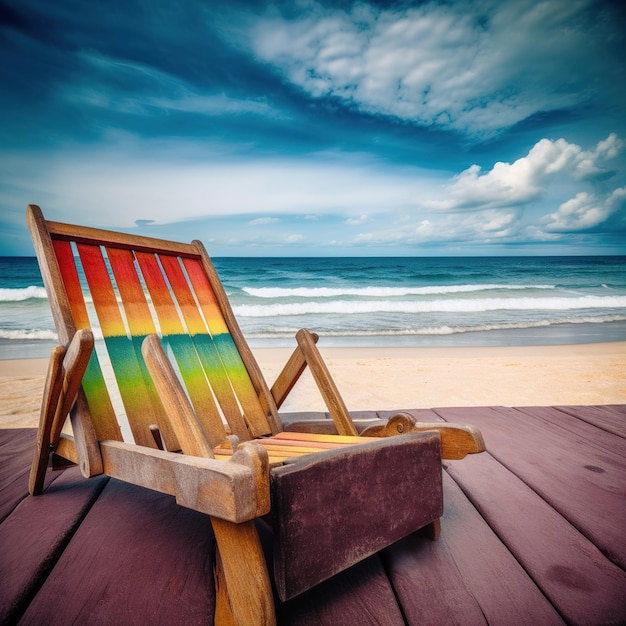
[71,51,278,118]
[352,207,522,248]
[7,132,623,254]
[430,135,623,212]
[7,142,437,229]
[345,214,369,225]
[249,217,280,226]
[542,187,626,232]
[285,233,305,243]
[250,0,623,136]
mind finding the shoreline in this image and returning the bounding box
[1,341,624,430]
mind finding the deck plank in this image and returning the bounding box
[445,451,626,625]
[20,478,218,626]
[277,552,407,625]
[0,430,79,525]
[555,404,626,439]
[0,466,107,625]
[382,472,565,625]
[0,428,38,523]
[435,405,626,570]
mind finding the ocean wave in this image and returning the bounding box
[242,284,555,299]
[0,286,48,302]
[0,329,58,341]
[234,295,626,317]
[245,315,626,338]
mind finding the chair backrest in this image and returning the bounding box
[27,205,281,452]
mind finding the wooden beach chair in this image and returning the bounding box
[26,204,484,625]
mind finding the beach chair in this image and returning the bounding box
[27,204,484,625]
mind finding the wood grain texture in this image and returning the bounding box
[383,471,566,625]
[1,466,107,625]
[28,345,65,496]
[19,479,216,626]
[100,440,269,521]
[445,451,626,625]
[270,334,319,410]
[360,411,486,459]
[436,405,626,570]
[295,329,358,437]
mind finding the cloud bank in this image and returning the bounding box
[251,0,624,138]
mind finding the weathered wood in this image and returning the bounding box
[3,407,626,624]
[143,333,276,621]
[445,451,626,625]
[27,206,105,478]
[0,429,61,523]
[382,471,566,625]
[212,517,276,626]
[277,552,407,625]
[436,405,626,569]
[270,333,319,409]
[360,412,486,459]
[68,392,104,478]
[26,205,76,344]
[142,334,216,456]
[555,404,626,439]
[46,218,200,257]
[19,479,217,626]
[193,240,283,437]
[49,329,94,449]
[1,466,107,625]
[295,329,358,437]
[99,440,269,522]
[29,345,65,496]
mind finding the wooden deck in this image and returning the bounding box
[1,405,625,625]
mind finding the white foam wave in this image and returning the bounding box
[0,329,58,341]
[234,295,626,317]
[0,286,48,301]
[243,284,555,299]
[246,314,626,338]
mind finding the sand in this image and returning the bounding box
[1,341,624,430]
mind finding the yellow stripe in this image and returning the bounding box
[272,432,376,444]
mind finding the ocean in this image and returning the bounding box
[1,255,625,359]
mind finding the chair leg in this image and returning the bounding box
[29,346,66,495]
[427,518,441,541]
[211,517,276,626]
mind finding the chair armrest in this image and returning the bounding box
[99,440,271,522]
[360,412,486,460]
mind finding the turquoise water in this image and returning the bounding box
[1,255,625,359]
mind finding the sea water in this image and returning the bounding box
[1,255,625,359]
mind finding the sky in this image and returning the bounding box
[1,0,625,257]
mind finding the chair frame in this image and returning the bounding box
[27,204,485,625]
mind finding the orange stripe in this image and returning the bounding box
[52,240,91,329]
[158,255,207,335]
[106,247,157,336]
[135,252,184,335]
[77,244,127,337]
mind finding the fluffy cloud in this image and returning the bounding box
[250,0,624,137]
[430,134,623,212]
[542,187,626,232]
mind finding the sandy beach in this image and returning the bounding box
[1,341,624,430]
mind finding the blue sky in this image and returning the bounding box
[1,0,625,256]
